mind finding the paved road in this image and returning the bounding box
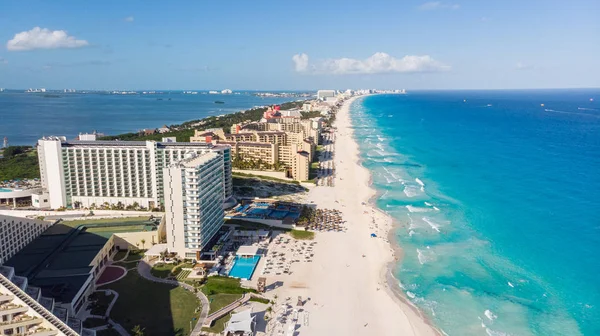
[137,261,209,336]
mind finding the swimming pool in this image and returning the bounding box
[228,255,261,280]
[0,188,12,192]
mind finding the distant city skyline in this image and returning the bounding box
[0,0,598,90]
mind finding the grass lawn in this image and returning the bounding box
[86,225,146,234]
[201,276,253,296]
[113,251,128,261]
[124,250,145,262]
[290,229,315,240]
[206,293,242,313]
[103,271,200,336]
[83,317,108,328]
[150,263,177,278]
[89,291,114,316]
[202,313,231,334]
[62,216,151,227]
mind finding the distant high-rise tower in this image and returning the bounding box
[3,136,7,148]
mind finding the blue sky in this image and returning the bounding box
[0,0,598,90]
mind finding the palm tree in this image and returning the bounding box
[140,239,146,249]
[131,325,145,336]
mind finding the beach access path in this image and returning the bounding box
[269,96,440,336]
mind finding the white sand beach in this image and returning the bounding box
[260,96,439,336]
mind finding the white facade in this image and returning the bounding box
[317,90,336,100]
[164,152,224,259]
[0,215,52,265]
[37,137,232,210]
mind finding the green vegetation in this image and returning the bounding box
[290,229,315,240]
[300,110,322,119]
[83,317,108,328]
[99,100,306,142]
[104,271,200,336]
[113,251,128,261]
[202,313,231,334]
[124,250,145,262]
[249,296,271,304]
[0,147,40,181]
[206,293,243,312]
[233,172,300,185]
[201,276,254,296]
[151,263,177,278]
[62,216,152,227]
[88,291,115,316]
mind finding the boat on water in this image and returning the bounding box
[214,101,225,104]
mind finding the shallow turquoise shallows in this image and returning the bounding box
[228,255,261,280]
[350,90,600,336]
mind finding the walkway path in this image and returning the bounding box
[86,289,130,336]
[202,293,252,327]
[137,260,209,336]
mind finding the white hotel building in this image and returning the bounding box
[163,152,225,259]
[37,137,233,210]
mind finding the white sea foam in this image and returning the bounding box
[415,177,425,186]
[379,190,389,199]
[406,205,431,213]
[433,206,440,211]
[578,107,598,111]
[484,309,497,321]
[508,281,514,288]
[406,291,416,299]
[408,230,416,236]
[403,185,421,197]
[485,328,510,336]
[422,217,442,232]
[424,202,432,206]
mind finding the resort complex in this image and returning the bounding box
[36,135,233,210]
[190,107,323,181]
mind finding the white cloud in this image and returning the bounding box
[292,53,309,72]
[516,62,533,70]
[292,52,450,74]
[418,2,460,10]
[124,16,134,22]
[6,27,89,51]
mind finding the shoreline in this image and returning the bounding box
[277,94,439,335]
[343,95,442,335]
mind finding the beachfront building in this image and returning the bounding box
[192,114,320,181]
[37,137,233,210]
[317,90,337,100]
[0,215,52,265]
[163,152,225,259]
[0,271,83,336]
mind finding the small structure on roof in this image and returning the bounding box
[224,308,255,336]
[145,243,167,260]
[236,245,259,257]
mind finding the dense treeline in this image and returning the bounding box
[100,100,306,142]
[0,147,40,181]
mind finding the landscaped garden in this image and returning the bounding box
[88,291,115,316]
[290,229,315,240]
[103,271,200,336]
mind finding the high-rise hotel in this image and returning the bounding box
[163,151,225,259]
[37,136,233,210]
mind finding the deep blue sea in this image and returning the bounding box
[0,91,295,146]
[351,90,600,336]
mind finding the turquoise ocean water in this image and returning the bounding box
[350,90,600,335]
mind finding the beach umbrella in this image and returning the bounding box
[370,233,377,238]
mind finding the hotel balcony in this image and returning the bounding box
[0,304,29,317]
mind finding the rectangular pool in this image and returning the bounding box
[228,255,261,280]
